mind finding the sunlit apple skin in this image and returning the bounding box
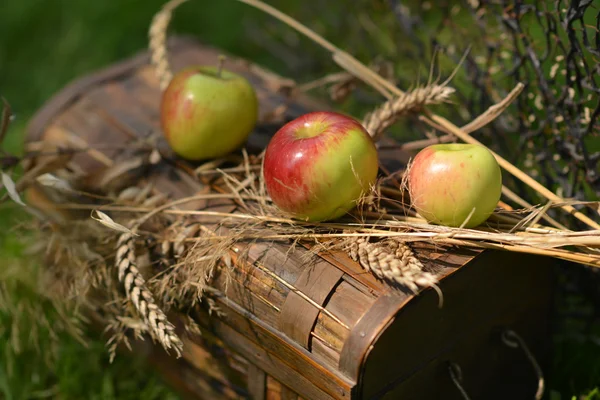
[407,143,502,228]
[263,111,379,222]
[160,66,258,160]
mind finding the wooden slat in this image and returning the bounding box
[86,82,160,139]
[317,311,351,350]
[215,323,336,400]
[280,385,300,400]
[43,124,111,173]
[218,274,283,327]
[279,258,344,349]
[56,96,133,159]
[245,243,308,285]
[119,66,162,120]
[327,280,376,328]
[303,247,385,295]
[136,337,250,400]
[248,364,267,400]
[225,259,289,310]
[310,337,341,368]
[196,291,355,400]
[180,335,248,389]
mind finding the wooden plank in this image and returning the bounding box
[264,377,301,400]
[327,280,376,328]
[42,124,109,174]
[304,246,385,295]
[279,259,344,348]
[307,278,379,365]
[248,364,267,400]
[266,376,286,400]
[85,81,160,139]
[246,243,308,286]
[215,320,341,400]
[313,312,348,357]
[139,338,250,400]
[179,334,249,390]
[198,291,355,400]
[218,274,282,328]
[309,336,341,368]
[119,66,162,121]
[223,259,289,310]
[280,385,299,400]
[55,96,132,159]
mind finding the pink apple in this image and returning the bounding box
[407,143,502,228]
[160,65,258,161]
[263,111,379,222]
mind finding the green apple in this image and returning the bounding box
[160,65,259,160]
[407,143,502,228]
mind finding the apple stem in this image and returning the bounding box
[217,55,226,78]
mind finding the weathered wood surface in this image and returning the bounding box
[24,36,556,400]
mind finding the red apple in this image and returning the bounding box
[407,143,502,228]
[160,65,258,161]
[263,111,379,222]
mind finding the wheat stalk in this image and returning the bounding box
[362,85,456,141]
[148,0,188,90]
[115,232,183,357]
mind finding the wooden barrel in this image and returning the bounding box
[23,36,556,400]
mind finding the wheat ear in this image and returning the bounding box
[362,85,455,141]
[346,236,439,294]
[116,232,183,357]
[148,0,189,91]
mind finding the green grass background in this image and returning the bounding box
[1,0,600,399]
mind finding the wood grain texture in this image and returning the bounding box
[279,259,344,349]
[197,290,354,400]
[248,364,267,400]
